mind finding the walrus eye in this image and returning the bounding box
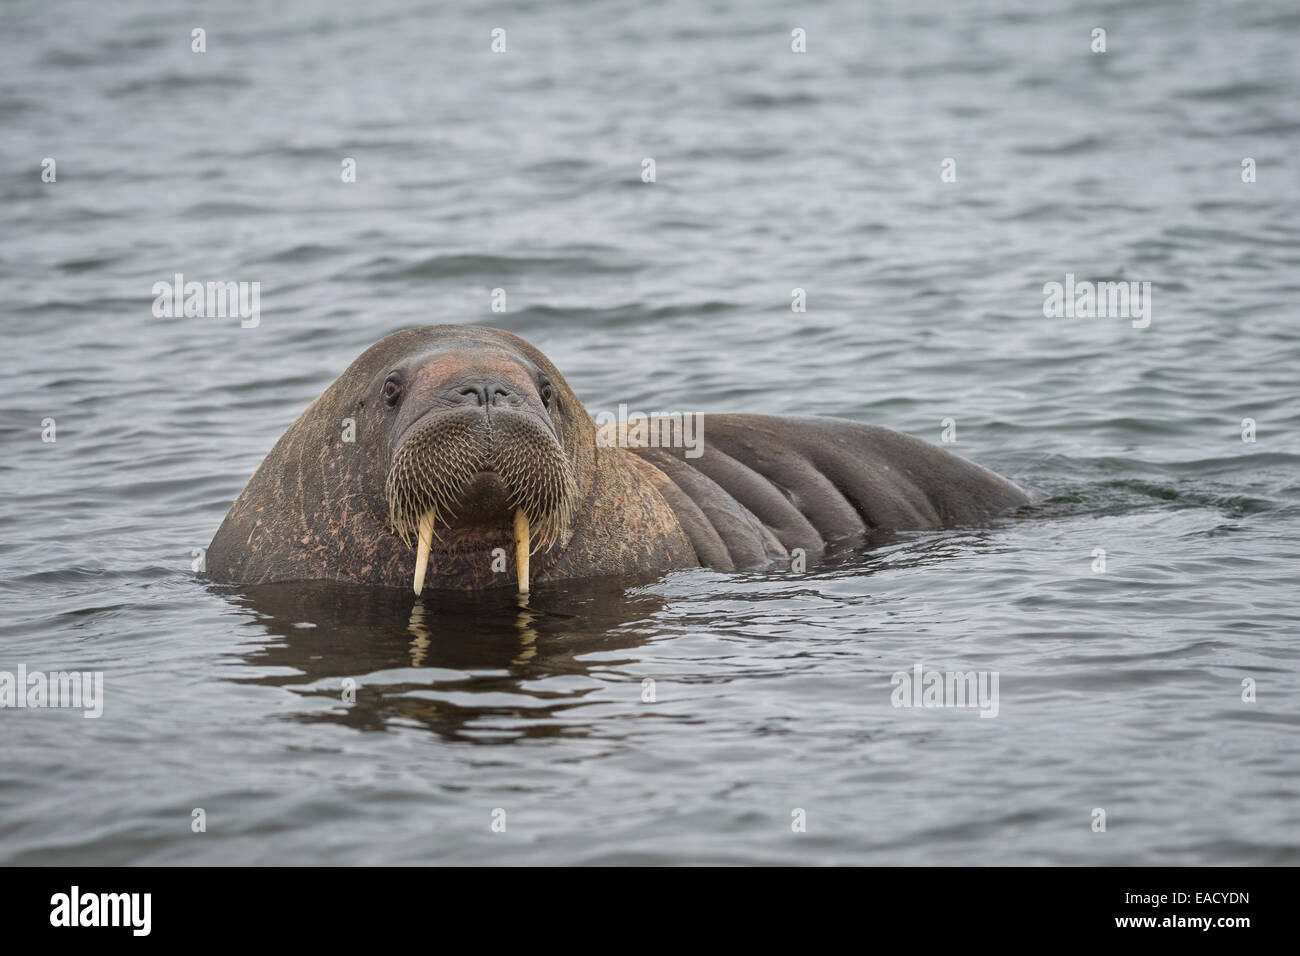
[382,378,402,406]
[539,381,553,408]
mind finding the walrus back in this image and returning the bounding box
[629,414,1032,571]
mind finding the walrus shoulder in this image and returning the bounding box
[627,414,1032,571]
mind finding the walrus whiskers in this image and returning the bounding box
[385,407,577,594]
[513,509,530,594]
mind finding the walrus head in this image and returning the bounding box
[379,339,580,593]
[329,326,595,594]
[207,325,705,593]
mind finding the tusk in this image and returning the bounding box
[413,510,435,596]
[513,509,530,595]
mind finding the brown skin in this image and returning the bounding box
[206,325,1033,590]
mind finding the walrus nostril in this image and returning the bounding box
[458,383,512,407]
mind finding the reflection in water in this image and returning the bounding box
[216,536,993,737]
[213,539,951,743]
[220,577,668,741]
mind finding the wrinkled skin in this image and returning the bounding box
[206,325,1033,590]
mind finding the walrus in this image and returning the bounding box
[206,325,1032,593]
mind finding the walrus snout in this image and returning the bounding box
[384,402,578,593]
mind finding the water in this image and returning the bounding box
[2,0,1298,865]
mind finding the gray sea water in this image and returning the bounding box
[2,0,1298,865]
